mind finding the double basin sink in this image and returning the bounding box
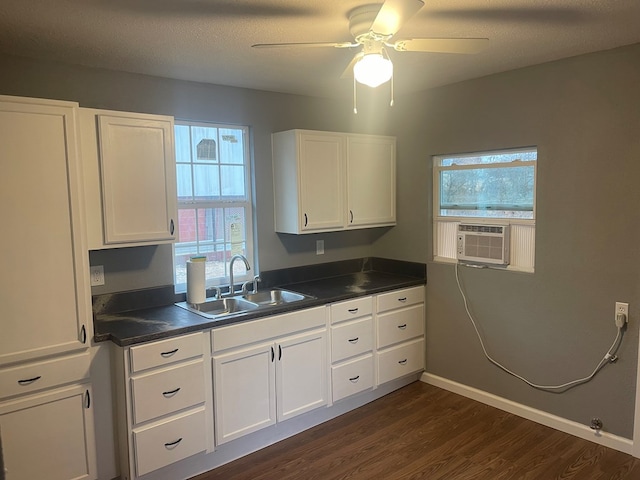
[175,288,315,320]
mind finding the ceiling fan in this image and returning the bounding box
[252,0,488,108]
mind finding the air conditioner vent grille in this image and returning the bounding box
[458,224,505,234]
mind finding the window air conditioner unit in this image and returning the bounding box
[457,224,510,266]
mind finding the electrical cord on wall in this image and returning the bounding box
[454,262,624,392]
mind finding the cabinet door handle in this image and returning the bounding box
[350,210,354,223]
[170,219,175,235]
[85,389,91,408]
[397,324,407,330]
[278,344,282,361]
[398,359,408,365]
[348,308,359,314]
[162,387,181,397]
[271,346,275,362]
[164,438,183,448]
[348,337,359,344]
[349,375,360,383]
[160,348,179,357]
[304,213,308,227]
[18,376,41,385]
[398,297,407,302]
[80,325,87,344]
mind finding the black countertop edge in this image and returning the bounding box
[94,269,425,347]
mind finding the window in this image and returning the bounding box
[433,147,537,272]
[173,121,254,291]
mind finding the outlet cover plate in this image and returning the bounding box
[90,265,105,286]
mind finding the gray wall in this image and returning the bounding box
[2,42,639,443]
[377,43,640,438]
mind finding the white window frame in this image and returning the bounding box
[173,120,255,292]
[433,147,537,273]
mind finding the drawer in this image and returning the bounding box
[130,332,203,373]
[377,338,425,385]
[330,296,372,324]
[0,350,90,400]
[377,304,424,349]
[131,360,205,424]
[331,318,373,363]
[377,286,424,313]
[212,306,326,352]
[133,407,207,477]
[331,354,374,402]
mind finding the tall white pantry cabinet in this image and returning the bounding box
[0,96,97,480]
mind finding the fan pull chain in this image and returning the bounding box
[353,76,358,114]
[390,71,394,107]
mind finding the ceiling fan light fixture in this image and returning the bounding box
[353,53,393,88]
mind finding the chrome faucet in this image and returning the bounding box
[228,254,251,296]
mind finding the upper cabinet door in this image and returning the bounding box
[0,96,91,365]
[347,135,396,228]
[273,130,346,234]
[298,132,346,232]
[95,113,177,246]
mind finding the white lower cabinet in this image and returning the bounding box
[113,331,213,480]
[375,286,426,384]
[212,306,328,444]
[329,297,375,402]
[0,384,96,480]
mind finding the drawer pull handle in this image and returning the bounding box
[398,359,408,365]
[349,375,360,383]
[162,387,181,397]
[398,297,407,302]
[164,438,183,449]
[18,376,41,385]
[348,337,359,344]
[397,324,407,329]
[348,308,359,314]
[160,348,179,357]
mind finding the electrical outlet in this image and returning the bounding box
[615,301,628,327]
[316,239,325,255]
[90,265,105,286]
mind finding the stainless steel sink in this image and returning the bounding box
[175,297,259,319]
[242,289,312,306]
[176,288,314,319]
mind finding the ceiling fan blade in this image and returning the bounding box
[340,52,364,79]
[392,38,489,54]
[252,41,355,49]
[370,0,425,37]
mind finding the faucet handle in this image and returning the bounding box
[206,286,222,300]
[252,275,261,294]
[241,275,261,295]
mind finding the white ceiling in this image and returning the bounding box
[1,0,639,99]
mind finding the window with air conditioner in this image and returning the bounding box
[173,121,255,292]
[433,147,537,272]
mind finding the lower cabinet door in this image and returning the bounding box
[133,408,207,477]
[377,338,425,385]
[277,329,328,422]
[212,342,276,444]
[331,354,374,402]
[0,384,97,480]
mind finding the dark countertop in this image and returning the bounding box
[94,266,425,347]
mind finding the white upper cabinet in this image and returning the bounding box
[80,108,177,249]
[273,130,345,233]
[272,129,396,234]
[0,96,91,365]
[347,134,396,228]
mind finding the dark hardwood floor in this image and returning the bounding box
[191,382,640,480]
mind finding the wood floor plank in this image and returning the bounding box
[191,382,640,480]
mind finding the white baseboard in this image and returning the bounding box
[421,372,634,456]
